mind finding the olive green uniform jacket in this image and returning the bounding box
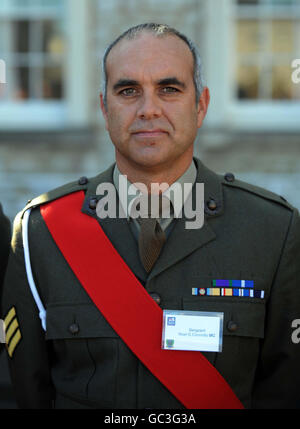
[1,158,300,409]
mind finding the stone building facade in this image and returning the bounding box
[0,0,300,408]
[0,0,299,221]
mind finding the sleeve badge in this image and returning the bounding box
[4,307,22,358]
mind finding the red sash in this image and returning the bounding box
[40,191,244,409]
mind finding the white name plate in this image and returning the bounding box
[162,310,223,352]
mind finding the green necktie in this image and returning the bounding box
[138,216,166,272]
[132,194,169,272]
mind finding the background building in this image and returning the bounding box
[0,0,300,408]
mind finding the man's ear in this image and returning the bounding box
[196,86,210,129]
[100,93,109,130]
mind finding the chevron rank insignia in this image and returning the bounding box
[4,307,22,358]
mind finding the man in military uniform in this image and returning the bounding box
[1,24,300,409]
[0,203,11,352]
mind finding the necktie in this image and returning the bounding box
[132,194,168,273]
[138,217,166,272]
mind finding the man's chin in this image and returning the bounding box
[129,149,172,169]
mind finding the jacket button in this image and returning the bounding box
[224,172,235,182]
[69,323,80,335]
[89,198,97,210]
[78,176,88,185]
[227,320,238,332]
[150,292,161,305]
[207,199,217,211]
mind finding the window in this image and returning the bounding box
[236,0,300,101]
[0,0,91,130]
[0,0,66,102]
[208,0,300,131]
[203,0,300,131]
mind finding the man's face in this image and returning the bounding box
[100,33,209,171]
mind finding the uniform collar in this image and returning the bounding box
[81,157,224,219]
[112,160,197,219]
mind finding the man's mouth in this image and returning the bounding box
[132,130,167,138]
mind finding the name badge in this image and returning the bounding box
[162,310,223,352]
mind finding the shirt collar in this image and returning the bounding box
[113,160,197,219]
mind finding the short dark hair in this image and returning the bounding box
[101,23,205,109]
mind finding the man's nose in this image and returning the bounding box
[137,92,162,119]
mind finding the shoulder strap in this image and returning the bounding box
[40,191,243,409]
[223,177,294,210]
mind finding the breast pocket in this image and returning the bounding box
[46,303,118,340]
[46,303,119,408]
[182,297,265,378]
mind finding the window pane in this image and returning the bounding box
[14,21,30,53]
[43,66,63,99]
[237,64,260,99]
[272,65,293,99]
[42,20,65,55]
[272,20,294,53]
[14,66,30,99]
[237,20,261,53]
[31,67,42,98]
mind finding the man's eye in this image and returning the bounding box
[120,88,137,96]
[161,87,179,94]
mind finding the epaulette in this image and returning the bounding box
[21,176,90,217]
[221,172,294,211]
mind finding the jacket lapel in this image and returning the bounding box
[148,158,223,280]
[81,164,147,282]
